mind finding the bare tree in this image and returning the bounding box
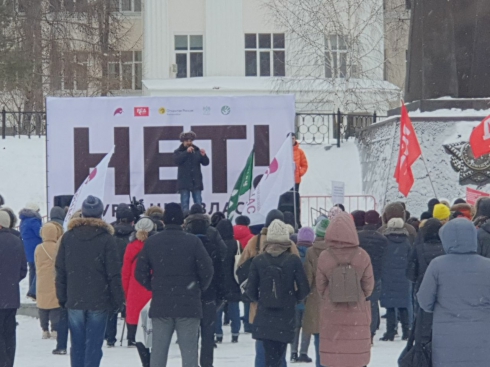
[264,0,404,113]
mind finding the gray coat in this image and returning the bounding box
[418,218,490,367]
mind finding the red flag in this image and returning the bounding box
[394,102,422,197]
[470,115,490,159]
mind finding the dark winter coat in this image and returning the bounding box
[246,250,310,343]
[135,224,214,319]
[49,206,66,226]
[378,203,417,244]
[112,222,134,267]
[407,219,446,293]
[0,228,27,309]
[380,229,412,308]
[185,213,226,302]
[55,218,125,311]
[295,241,311,311]
[476,219,490,258]
[358,223,388,281]
[216,220,242,303]
[19,209,43,263]
[418,218,490,367]
[173,144,210,192]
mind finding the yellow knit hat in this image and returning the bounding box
[433,203,451,221]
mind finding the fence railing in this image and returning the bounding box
[1,108,384,142]
[301,195,378,226]
[1,109,46,138]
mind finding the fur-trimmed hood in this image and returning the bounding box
[185,213,210,235]
[19,208,42,221]
[68,217,114,235]
[0,207,17,228]
[451,202,474,220]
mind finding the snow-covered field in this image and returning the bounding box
[16,315,405,367]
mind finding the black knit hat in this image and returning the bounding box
[211,212,226,227]
[365,210,380,225]
[190,204,205,215]
[427,198,440,215]
[82,196,104,218]
[116,203,135,223]
[420,211,432,221]
[265,209,284,227]
[163,203,184,225]
[351,210,366,228]
[180,131,196,142]
[235,215,250,226]
[453,198,466,205]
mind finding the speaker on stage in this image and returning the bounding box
[53,195,74,209]
[278,191,301,228]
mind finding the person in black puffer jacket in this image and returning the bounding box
[474,197,490,258]
[246,219,310,367]
[186,208,225,367]
[358,210,388,339]
[215,219,242,343]
[55,196,125,367]
[106,203,135,347]
[135,203,213,367]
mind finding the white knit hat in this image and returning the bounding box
[387,218,404,229]
[135,217,155,232]
[0,211,11,228]
[25,202,40,212]
[267,219,290,243]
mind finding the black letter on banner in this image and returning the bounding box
[144,126,183,194]
[254,125,270,167]
[191,126,247,193]
[237,202,244,215]
[208,202,220,214]
[112,204,118,217]
[74,127,130,195]
[201,203,207,212]
[103,204,111,217]
[222,202,229,214]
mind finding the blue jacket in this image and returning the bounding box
[380,230,412,308]
[418,218,490,367]
[19,209,42,263]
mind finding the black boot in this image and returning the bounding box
[215,336,223,344]
[379,333,395,341]
[232,335,238,343]
[297,354,313,362]
[290,352,298,362]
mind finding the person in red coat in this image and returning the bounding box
[122,217,155,347]
[233,216,254,249]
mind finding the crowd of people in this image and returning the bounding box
[2,194,490,367]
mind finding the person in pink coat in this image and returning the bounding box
[122,217,154,347]
[316,212,375,367]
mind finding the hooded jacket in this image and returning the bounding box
[476,219,490,258]
[378,202,417,244]
[19,208,43,263]
[55,217,125,311]
[35,223,63,309]
[49,206,66,226]
[112,221,134,266]
[234,224,254,249]
[316,212,374,367]
[418,219,490,367]
[358,223,388,281]
[0,228,27,309]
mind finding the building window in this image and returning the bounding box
[108,51,143,90]
[325,35,355,79]
[115,0,142,12]
[174,35,203,78]
[245,33,285,77]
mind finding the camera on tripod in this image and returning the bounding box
[129,196,146,221]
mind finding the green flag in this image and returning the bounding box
[227,148,254,220]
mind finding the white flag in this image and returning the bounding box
[244,137,295,225]
[63,146,115,230]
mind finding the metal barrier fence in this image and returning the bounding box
[301,195,378,227]
[2,108,384,141]
[1,109,46,138]
[296,111,383,146]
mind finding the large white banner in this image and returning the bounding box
[47,95,295,221]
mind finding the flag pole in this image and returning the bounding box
[419,153,438,198]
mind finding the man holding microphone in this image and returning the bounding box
[174,131,210,214]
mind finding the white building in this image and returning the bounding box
[142,0,400,114]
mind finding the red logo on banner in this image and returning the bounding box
[466,187,490,206]
[394,102,422,197]
[134,107,149,117]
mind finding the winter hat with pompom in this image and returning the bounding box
[26,202,40,212]
[315,218,330,238]
[285,224,295,235]
[0,211,11,228]
[135,217,155,233]
[82,196,104,218]
[297,227,315,244]
[433,203,451,221]
[267,219,291,243]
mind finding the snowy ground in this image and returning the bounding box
[16,314,405,367]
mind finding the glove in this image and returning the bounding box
[59,301,66,309]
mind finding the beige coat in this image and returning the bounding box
[303,237,327,334]
[237,228,299,323]
[35,222,63,309]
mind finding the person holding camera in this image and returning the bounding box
[174,131,210,214]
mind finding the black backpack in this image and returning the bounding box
[259,253,290,309]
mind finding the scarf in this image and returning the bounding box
[264,241,292,257]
